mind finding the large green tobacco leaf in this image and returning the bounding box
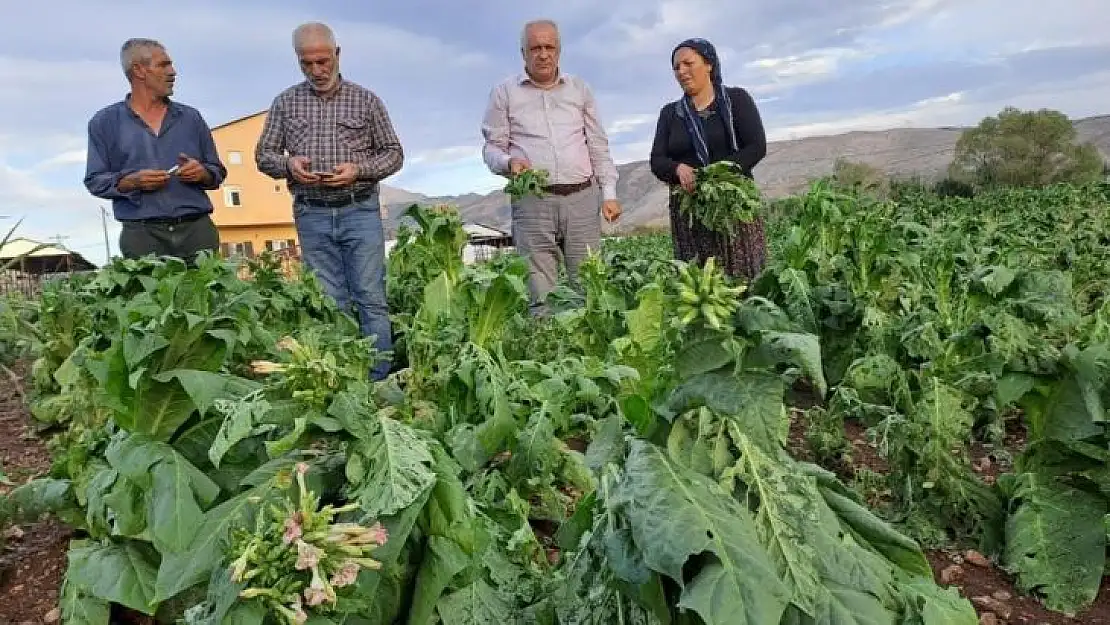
[468,267,528,349]
[661,370,788,452]
[614,441,789,625]
[153,481,279,602]
[105,434,221,554]
[778,584,894,625]
[436,579,514,624]
[407,536,472,625]
[745,331,828,398]
[67,538,160,615]
[809,476,931,577]
[775,269,819,334]
[1003,472,1107,615]
[726,431,826,617]
[60,577,110,625]
[727,426,947,624]
[895,576,979,625]
[347,414,437,519]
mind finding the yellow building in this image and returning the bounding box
[207,111,298,257]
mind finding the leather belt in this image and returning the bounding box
[137,213,205,225]
[543,180,592,196]
[295,187,376,208]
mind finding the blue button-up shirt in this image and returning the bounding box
[83,96,227,221]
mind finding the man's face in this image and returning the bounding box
[523,24,559,83]
[135,47,175,97]
[298,41,340,93]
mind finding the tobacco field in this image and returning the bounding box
[1,179,1109,624]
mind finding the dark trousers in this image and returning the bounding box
[119,214,220,262]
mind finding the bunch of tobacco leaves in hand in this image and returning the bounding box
[672,160,762,235]
[504,168,550,201]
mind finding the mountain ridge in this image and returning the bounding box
[378,114,1110,236]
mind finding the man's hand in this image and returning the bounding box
[321,163,358,187]
[509,157,531,175]
[602,199,622,223]
[676,163,697,193]
[289,156,321,185]
[118,169,170,193]
[175,153,211,185]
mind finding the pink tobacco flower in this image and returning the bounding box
[330,560,360,588]
[283,512,304,545]
[295,540,323,570]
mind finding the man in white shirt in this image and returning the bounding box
[481,19,622,315]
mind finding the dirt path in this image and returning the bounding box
[0,363,69,624]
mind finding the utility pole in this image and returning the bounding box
[99,206,111,260]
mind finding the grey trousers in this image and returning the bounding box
[511,183,601,315]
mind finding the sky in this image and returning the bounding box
[1,0,1107,265]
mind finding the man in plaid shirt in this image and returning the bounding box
[256,21,403,380]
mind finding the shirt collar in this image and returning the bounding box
[518,71,566,86]
[302,74,347,99]
[122,93,181,118]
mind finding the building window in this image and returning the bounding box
[228,150,242,165]
[220,241,254,258]
[265,239,295,251]
[223,185,242,207]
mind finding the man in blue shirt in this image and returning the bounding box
[84,38,226,261]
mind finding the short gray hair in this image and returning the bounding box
[120,38,164,78]
[520,19,559,51]
[293,22,337,52]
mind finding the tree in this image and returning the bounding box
[948,106,1104,189]
[832,158,890,199]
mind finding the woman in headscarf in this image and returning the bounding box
[649,38,768,281]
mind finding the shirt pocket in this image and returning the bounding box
[337,117,372,151]
[286,119,311,152]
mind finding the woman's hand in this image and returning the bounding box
[676,163,697,193]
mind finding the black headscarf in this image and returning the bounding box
[671,38,739,166]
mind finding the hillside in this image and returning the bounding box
[379,114,1110,236]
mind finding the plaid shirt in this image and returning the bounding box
[255,77,403,203]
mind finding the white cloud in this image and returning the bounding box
[874,0,953,29]
[747,47,868,79]
[33,149,87,171]
[868,0,1109,58]
[744,47,876,94]
[768,70,1110,141]
[407,146,476,166]
[607,114,656,135]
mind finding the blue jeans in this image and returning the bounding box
[293,193,393,380]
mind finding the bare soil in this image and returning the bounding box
[0,362,69,625]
